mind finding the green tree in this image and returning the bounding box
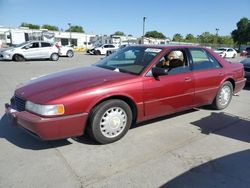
[66,25,84,33]
[231,17,250,45]
[145,30,166,39]
[198,32,215,44]
[20,22,40,29]
[172,33,183,41]
[185,33,196,42]
[218,36,234,45]
[113,31,125,36]
[41,24,59,31]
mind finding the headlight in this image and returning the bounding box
[25,101,65,116]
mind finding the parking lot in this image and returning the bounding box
[0,53,250,188]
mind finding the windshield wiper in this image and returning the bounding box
[96,64,115,70]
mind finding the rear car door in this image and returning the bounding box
[40,42,53,58]
[188,48,225,106]
[143,49,195,119]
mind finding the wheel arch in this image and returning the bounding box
[86,95,138,131]
[12,53,25,60]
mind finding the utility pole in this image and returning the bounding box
[142,17,146,44]
[68,23,72,46]
[215,28,219,46]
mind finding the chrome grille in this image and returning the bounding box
[14,96,26,111]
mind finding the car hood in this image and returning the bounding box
[15,66,137,104]
[0,47,15,52]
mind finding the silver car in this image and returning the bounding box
[0,41,59,61]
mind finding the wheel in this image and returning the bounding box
[212,81,233,110]
[50,53,59,61]
[95,50,101,55]
[13,54,25,62]
[88,99,132,144]
[233,53,236,58]
[66,50,74,57]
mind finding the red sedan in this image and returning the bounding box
[6,45,246,144]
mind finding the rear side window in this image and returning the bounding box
[41,42,51,47]
[190,49,221,70]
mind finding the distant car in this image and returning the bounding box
[6,45,246,144]
[58,45,74,57]
[0,41,59,61]
[240,47,250,57]
[93,44,118,55]
[106,44,130,56]
[240,58,250,82]
[214,48,237,58]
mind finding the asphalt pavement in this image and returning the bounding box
[0,53,249,188]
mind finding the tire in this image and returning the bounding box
[50,53,59,61]
[13,54,25,62]
[212,81,233,110]
[95,50,101,55]
[88,99,132,144]
[233,53,236,58]
[66,50,74,57]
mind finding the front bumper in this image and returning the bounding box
[5,104,88,140]
[0,52,12,60]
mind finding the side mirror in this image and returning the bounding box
[24,46,29,50]
[151,67,168,80]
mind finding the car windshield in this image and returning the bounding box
[95,46,162,75]
[217,48,226,51]
[14,41,30,47]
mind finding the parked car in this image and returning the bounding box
[0,41,59,61]
[5,45,246,144]
[214,48,237,58]
[57,45,74,57]
[92,44,118,55]
[106,44,130,56]
[240,58,250,82]
[240,47,250,57]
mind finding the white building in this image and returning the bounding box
[0,26,96,48]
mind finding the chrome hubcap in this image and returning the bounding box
[219,85,231,106]
[100,107,127,138]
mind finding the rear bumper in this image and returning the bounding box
[6,105,88,140]
[234,78,246,93]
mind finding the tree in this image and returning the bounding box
[41,24,59,31]
[145,31,166,39]
[113,31,125,36]
[20,22,40,29]
[197,32,215,44]
[231,17,250,45]
[66,25,84,33]
[185,34,196,42]
[172,33,183,42]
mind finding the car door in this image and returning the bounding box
[143,49,195,119]
[40,42,52,58]
[188,48,225,106]
[22,42,41,59]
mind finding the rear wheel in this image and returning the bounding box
[66,50,74,57]
[13,54,25,62]
[232,53,236,58]
[212,81,233,110]
[50,53,59,61]
[88,99,132,144]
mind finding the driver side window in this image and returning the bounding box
[155,49,190,75]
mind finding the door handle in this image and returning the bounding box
[185,77,192,82]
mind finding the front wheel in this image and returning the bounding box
[88,99,132,144]
[13,54,25,62]
[50,53,59,61]
[212,81,233,110]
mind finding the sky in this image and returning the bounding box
[0,0,250,38]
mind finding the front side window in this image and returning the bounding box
[95,46,161,75]
[190,48,221,70]
[154,49,190,75]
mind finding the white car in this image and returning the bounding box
[214,48,237,58]
[0,41,59,61]
[58,45,74,57]
[106,44,130,56]
[93,44,118,55]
